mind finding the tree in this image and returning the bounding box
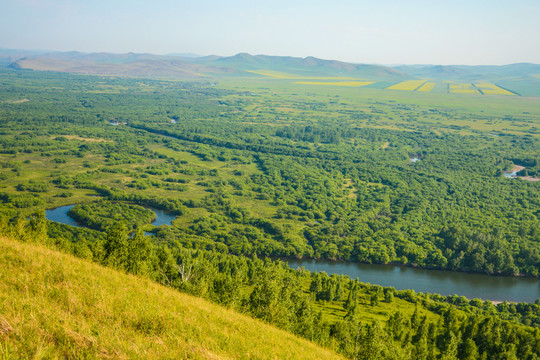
[384,289,394,303]
[356,321,404,360]
[345,302,359,322]
[459,338,479,360]
[370,293,380,307]
[126,228,156,277]
[439,330,459,360]
[28,210,48,245]
[103,223,130,270]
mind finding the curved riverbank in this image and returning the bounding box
[45,203,175,230]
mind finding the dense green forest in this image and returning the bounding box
[0,68,539,358]
[0,68,538,276]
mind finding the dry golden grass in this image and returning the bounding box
[0,237,343,360]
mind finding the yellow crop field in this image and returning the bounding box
[294,81,375,87]
[247,70,358,80]
[449,83,480,94]
[386,80,426,91]
[474,83,515,95]
[482,88,515,95]
[417,82,436,92]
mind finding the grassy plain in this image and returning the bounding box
[246,69,523,97]
[215,76,540,137]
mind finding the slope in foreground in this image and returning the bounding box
[0,237,342,360]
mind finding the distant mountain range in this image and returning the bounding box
[2,48,539,95]
[394,63,540,80]
[3,49,409,79]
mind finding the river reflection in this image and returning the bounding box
[285,258,540,303]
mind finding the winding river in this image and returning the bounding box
[46,204,539,303]
[45,204,175,230]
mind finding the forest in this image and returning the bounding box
[0,68,538,276]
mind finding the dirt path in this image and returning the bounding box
[51,135,112,142]
[520,176,540,182]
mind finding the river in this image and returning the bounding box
[46,204,539,303]
[45,204,175,230]
[285,258,540,303]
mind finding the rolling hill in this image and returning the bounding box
[8,51,239,78]
[0,236,343,359]
[5,50,408,80]
[3,48,540,95]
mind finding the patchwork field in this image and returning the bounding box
[386,80,427,91]
[474,82,516,95]
[416,82,436,92]
[248,69,521,96]
[449,83,480,94]
[294,80,374,87]
[246,69,358,80]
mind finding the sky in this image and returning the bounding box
[1,0,539,65]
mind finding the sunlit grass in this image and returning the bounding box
[0,237,344,359]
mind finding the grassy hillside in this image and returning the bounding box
[0,237,343,359]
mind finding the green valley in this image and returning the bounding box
[0,54,539,358]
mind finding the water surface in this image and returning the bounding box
[46,204,175,229]
[286,258,540,303]
[45,205,82,227]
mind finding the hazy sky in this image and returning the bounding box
[2,0,539,65]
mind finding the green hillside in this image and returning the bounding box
[0,236,343,359]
